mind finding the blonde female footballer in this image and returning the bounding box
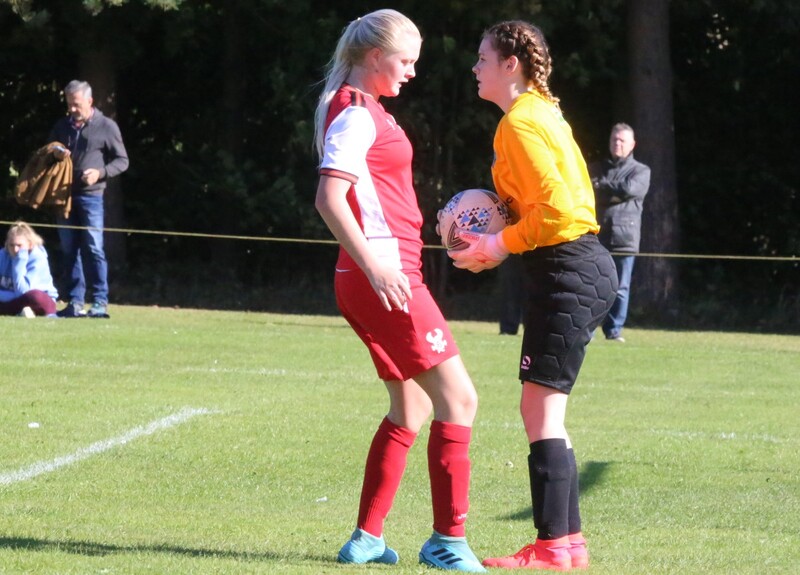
[313,9,485,572]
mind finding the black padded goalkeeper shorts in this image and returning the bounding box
[518,233,618,394]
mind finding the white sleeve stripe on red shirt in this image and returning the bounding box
[321,104,392,241]
[320,106,374,179]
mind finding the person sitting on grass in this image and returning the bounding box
[0,221,59,318]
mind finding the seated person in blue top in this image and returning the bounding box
[0,221,59,317]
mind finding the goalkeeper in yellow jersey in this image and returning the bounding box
[449,19,619,571]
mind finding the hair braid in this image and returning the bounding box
[484,20,559,105]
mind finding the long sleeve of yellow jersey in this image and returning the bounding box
[493,93,599,254]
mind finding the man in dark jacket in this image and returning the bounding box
[589,123,650,342]
[50,80,129,318]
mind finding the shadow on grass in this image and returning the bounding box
[0,536,330,564]
[501,460,612,521]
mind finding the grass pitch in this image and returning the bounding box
[1,306,798,574]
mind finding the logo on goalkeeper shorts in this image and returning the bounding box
[426,328,447,354]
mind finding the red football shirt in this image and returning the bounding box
[319,85,424,272]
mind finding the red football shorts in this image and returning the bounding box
[334,268,459,382]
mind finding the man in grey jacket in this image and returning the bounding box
[589,123,650,342]
[50,80,129,318]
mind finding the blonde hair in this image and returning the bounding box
[313,9,420,159]
[5,221,44,251]
[483,20,559,105]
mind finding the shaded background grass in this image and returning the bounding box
[1,308,798,574]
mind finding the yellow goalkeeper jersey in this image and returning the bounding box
[493,91,599,254]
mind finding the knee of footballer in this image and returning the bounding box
[438,389,479,426]
[387,406,432,433]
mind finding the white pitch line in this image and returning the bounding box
[1,407,216,486]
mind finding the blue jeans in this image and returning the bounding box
[602,255,635,339]
[57,193,108,305]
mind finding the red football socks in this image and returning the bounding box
[357,417,417,536]
[427,420,472,537]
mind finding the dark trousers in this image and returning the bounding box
[498,253,524,334]
[0,290,57,316]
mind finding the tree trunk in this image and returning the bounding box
[80,49,128,275]
[209,3,247,269]
[627,0,681,318]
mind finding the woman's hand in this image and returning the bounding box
[365,264,412,312]
[8,239,32,258]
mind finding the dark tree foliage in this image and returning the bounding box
[670,0,800,328]
[672,0,800,256]
[0,0,797,329]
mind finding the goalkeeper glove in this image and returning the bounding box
[448,230,510,273]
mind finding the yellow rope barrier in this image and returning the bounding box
[0,219,338,245]
[1,220,797,262]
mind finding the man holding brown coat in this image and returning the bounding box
[49,80,128,318]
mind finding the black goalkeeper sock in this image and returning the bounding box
[528,438,571,540]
